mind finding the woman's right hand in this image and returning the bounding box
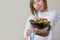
[26,26,43,37]
[26,26,36,37]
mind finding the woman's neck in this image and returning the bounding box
[38,9,48,14]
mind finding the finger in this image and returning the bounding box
[47,25,51,31]
[34,29,41,34]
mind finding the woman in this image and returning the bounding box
[23,0,59,40]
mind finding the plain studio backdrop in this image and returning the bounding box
[0,0,60,40]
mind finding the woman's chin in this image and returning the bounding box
[37,7,40,10]
[36,8,42,11]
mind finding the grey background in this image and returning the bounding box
[0,0,60,40]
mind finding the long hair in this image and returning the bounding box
[30,0,48,15]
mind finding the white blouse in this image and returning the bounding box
[23,10,59,40]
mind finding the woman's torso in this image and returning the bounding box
[27,10,57,40]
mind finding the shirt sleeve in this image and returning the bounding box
[50,10,59,30]
[23,15,33,39]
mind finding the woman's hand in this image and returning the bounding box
[26,26,36,37]
[26,27,31,37]
[47,25,51,31]
[35,25,51,37]
[26,25,51,37]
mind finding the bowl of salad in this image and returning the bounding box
[29,18,50,30]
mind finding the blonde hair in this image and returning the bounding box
[30,0,48,15]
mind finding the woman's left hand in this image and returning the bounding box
[47,25,51,31]
[35,25,51,37]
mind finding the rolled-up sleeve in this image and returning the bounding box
[50,10,59,30]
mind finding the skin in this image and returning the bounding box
[33,0,47,12]
[26,25,51,37]
[26,0,51,37]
